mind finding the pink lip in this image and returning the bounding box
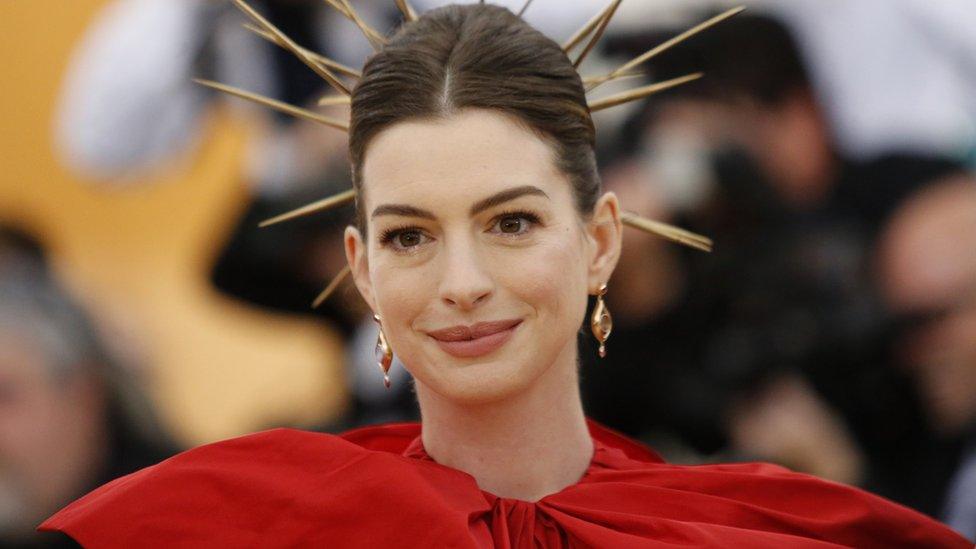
[428,319,522,358]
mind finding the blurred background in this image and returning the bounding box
[2,0,975,545]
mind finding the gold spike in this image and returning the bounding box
[243,23,362,78]
[621,212,713,252]
[583,70,643,86]
[259,189,357,228]
[341,0,387,47]
[312,265,352,308]
[517,0,535,17]
[233,0,352,96]
[587,6,745,92]
[394,0,417,22]
[194,79,349,131]
[318,94,353,106]
[322,0,351,18]
[326,0,387,50]
[573,0,622,68]
[562,0,619,53]
[588,73,702,111]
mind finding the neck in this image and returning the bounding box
[415,342,592,502]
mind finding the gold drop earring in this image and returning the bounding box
[373,314,394,388]
[590,284,612,358]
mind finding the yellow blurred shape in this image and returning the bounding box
[0,1,348,445]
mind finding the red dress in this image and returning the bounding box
[40,420,969,548]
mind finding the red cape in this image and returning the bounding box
[40,420,969,548]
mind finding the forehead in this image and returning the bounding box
[360,109,569,209]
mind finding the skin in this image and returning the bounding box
[728,373,864,485]
[879,177,976,435]
[344,109,622,501]
[725,91,836,208]
[0,331,106,541]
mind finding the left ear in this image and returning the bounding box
[585,191,623,293]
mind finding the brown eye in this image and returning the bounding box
[396,231,422,247]
[499,216,523,234]
[489,211,540,236]
[379,227,430,252]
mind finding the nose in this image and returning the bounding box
[438,236,494,310]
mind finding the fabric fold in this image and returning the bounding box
[39,420,970,548]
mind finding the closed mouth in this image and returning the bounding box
[427,319,523,358]
[427,319,523,342]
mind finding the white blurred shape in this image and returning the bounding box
[54,0,274,183]
[753,0,976,160]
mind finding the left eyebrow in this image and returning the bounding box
[469,185,549,216]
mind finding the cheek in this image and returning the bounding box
[368,253,431,326]
[493,230,589,324]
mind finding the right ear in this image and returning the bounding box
[344,225,378,314]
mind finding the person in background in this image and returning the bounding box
[585,11,883,475]
[879,179,976,540]
[680,12,974,514]
[0,229,174,548]
[758,0,976,164]
[588,9,973,515]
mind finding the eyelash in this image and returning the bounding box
[378,209,542,250]
[492,209,542,236]
[378,225,420,248]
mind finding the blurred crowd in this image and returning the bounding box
[3,0,975,545]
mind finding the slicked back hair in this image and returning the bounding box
[348,4,600,233]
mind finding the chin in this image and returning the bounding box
[424,360,541,405]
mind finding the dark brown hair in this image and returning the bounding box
[349,4,600,232]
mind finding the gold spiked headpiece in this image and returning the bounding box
[197,0,744,306]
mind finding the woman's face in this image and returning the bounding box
[346,109,620,405]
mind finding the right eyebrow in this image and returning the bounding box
[370,204,437,220]
[468,185,549,217]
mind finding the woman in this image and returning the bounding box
[40,2,970,547]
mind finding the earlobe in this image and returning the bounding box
[587,192,623,291]
[344,225,377,312]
